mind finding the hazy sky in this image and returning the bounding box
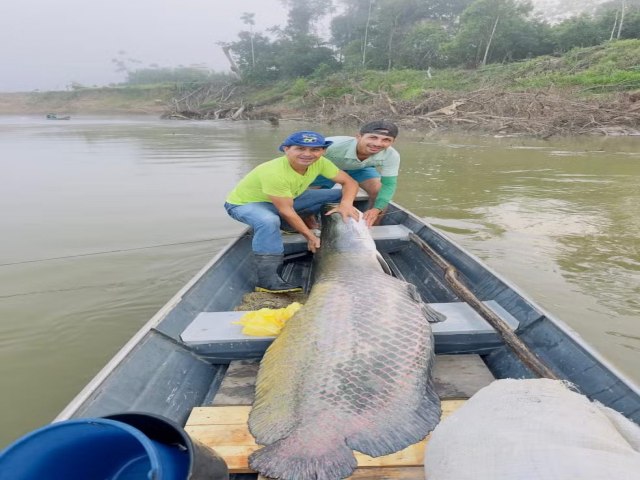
[0,0,290,92]
[0,1,605,92]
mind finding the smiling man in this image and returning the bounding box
[224,131,359,293]
[310,119,400,226]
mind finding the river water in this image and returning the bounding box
[1,116,638,447]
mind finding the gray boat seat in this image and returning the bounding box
[332,185,369,201]
[181,301,519,363]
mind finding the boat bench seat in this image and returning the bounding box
[180,301,520,363]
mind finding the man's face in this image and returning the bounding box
[356,133,395,157]
[284,145,326,169]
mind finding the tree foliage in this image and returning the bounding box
[125,67,230,85]
[224,0,640,85]
[280,0,333,37]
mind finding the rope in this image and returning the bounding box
[0,234,241,268]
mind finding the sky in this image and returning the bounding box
[0,0,289,92]
[0,0,608,93]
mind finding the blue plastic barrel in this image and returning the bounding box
[0,413,228,480]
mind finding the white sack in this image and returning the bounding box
[424,378,640,480]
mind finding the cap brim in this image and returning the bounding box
[279,141,332,152]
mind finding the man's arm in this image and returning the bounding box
[373,175,398,210]
[269,195,321,252]
[359,175,397,226]
[326,171,361,221]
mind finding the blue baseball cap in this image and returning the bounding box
[278,131,333,152]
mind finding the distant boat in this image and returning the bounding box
[46,113,71,120]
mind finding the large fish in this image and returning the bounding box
[248,212,444,480]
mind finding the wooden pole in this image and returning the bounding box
[617,0,627,40]
[409,233,559,380]
[362,0,373,67]
[482,15,500,67]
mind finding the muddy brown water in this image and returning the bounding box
[1,116,638,447]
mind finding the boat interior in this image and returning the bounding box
[57,199,639,478]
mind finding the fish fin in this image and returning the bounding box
[249,434,357,480]
[422,303,446,323]
[406,282,446,323]
[249,314,311,444]
[346,379,442,457]
[406,282,423,302]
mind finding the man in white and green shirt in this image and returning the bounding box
[310,120,400,226]
[225,130,359,293]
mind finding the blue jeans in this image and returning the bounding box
[224,189,342,254]
[309,166,380,188]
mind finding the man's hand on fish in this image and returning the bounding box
[306,233,321,253]
[325,204,362,223]
[363,208,382,227]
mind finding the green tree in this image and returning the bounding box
[417,0,475,26]
[276,37,340,78]
[229,0,339,83]
[125,66,225,85]
[446,0,543,67]
[241,12,256,67]
[597,1,640,40]
[280,0,333,37]
[229,32,281,83]
[551,14,609,52]
[331,0,473,70]
[330,0,374,66]
[395,21,451,69]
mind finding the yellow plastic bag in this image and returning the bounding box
[234,302,303,336]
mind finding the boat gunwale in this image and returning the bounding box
[55,228,250,421]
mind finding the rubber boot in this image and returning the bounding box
[254,254,303,293]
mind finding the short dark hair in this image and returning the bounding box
[359,119,399,138]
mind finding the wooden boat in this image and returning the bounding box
[54,200,640,476]
[46,113,71,120]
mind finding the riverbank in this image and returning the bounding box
[0,86,171,115]
[2,86,638,138]
[3,41,640,137]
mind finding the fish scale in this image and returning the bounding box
[248,213,444,480]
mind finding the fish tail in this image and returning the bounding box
[249,434,357,480]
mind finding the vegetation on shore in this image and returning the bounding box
[167,39,640,137]
[2,1,640,137]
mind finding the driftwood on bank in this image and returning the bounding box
[161,79,640,137]
[318,87,640,137]
[162,81,281,125]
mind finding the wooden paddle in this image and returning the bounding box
[409,233,559,380]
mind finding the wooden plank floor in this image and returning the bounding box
[187,401,464,473]
[186,355,494,479]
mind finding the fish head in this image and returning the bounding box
[320,210,377,254]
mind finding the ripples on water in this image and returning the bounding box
[400,134,640,370]
[0,117,639,447]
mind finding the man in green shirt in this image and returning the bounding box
[225,130,360,293]
[310,119,400,226]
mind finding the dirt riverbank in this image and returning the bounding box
[2,86,640,138]
[0,89,168,115]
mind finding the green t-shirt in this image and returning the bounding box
[324,136,400,176]
[226,156,340,205]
